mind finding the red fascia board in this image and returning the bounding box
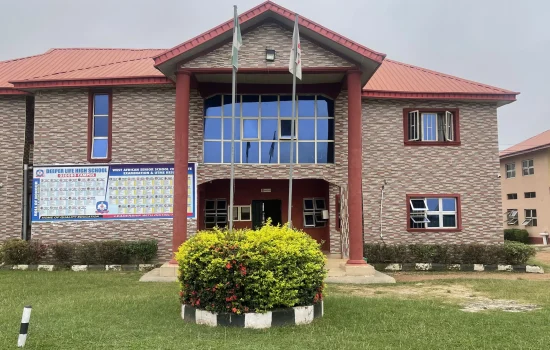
[154,1,385,66]
[10,76,173,89]
[362,90,517,101]
[0,88,30,95]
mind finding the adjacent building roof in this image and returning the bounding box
[500,130,550,158]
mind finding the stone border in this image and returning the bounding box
[0,264,160,272]
[373,263,544,274]
[181,301,324,329]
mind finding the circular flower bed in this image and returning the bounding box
[175,222,326,327]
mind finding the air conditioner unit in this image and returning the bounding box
[322,210,329,220]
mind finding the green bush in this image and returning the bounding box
[1,239,47,264]
[127,240,158,263]
[176,222,326,314]
[504,229,530,244]
[51,242,77,266]
[364,242,536,265]
[96,241,131,265]
[75,242,99,265]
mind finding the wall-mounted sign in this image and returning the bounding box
[261,188,271,193]
[31,163,197,222]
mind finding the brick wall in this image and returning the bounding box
[0,95,27,240]
[362,99,503,244]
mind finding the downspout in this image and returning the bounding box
[380,180,387,242]
[22,164,29,240]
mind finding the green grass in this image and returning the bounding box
[1,272,550,349]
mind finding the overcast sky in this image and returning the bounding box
[1,0,547,149]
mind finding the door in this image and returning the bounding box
[251,200,282,228]
[251,200,264,229]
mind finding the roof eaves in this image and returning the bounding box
[500,144,550,159]
[362,90,518,101]
[10,76,173,89]
[0,88,30,95]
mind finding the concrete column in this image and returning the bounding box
[172,71,192,260]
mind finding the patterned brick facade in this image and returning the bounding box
[0,96,26,240]
[362,99,503,244]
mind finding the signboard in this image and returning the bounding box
[31,163,197,222]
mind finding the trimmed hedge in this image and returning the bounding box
[504,229,530,244]
[364,242,536,265]
[0,239,47,265]
[176,222,326,314]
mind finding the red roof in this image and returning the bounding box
[500,130,550,158]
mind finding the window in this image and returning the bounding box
[88,92,111,161]
[407,195,461,230]
[204,199,227,229]
[203,95,335,164]
[523,209,537,226]
[404,108,459,145]
[507,193,518,200]
[524,192,536,199]
[522,159,534,176]
[505,163,515,178]
[506,209,518,225]
[303,198,326,228]
[232,205,251,221]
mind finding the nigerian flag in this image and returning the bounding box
[231,7,242,70]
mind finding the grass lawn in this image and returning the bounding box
[1,272,550,349]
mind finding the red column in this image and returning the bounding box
[172,71,192,260]
[346,70,366,265]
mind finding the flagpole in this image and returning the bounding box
[287,14,298,228]
[229,5,237,232]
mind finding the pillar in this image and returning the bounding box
[346,70,366,265]
[172,71,192,260]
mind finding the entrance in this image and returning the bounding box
[251,200,282,229]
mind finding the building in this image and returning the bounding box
[0,1,518,265]
[500,130,550,243]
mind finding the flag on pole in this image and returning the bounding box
[289,16,302,80]
[231,10,242,70]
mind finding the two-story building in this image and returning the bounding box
[500,130,550,243]
[0,1,518,265]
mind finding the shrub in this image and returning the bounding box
[504,229,530,244]
[1,239,47,264]
[176,222,326,314]
[51,242,77,266]
[75,242,99,265]
[96,241,131,265]
[127,240,158,263]
[364,242,536,265]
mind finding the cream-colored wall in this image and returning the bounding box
[500,149,550,238]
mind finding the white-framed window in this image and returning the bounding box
[407,110,456,142]
[506,209,518,225]
[303,198,326,228]
[523,209,537,226]
[205,199,227,229]
[232,205,251,221]
[522,159,534,176]
[505,163,515,178]
[409,197,458,229]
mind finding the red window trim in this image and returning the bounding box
[403,108,461,146]
[87,89,113,163]
[406,194,462,232]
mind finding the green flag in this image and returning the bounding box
[231,8,242,70]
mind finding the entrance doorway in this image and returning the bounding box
[251,200,282,229]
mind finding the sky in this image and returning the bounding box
[0,0,548,150]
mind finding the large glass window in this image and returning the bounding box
[409,196,458,229]
[90,93,111,160]
[203,95,335,164]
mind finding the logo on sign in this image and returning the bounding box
[36,170,45,178]
[95,201,109,214]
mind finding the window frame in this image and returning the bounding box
[303,197,327,228]
[523,209,537,227]
[507,193,518,200]
[87,90,112,163]
[505,163,516,178]
[506,209,518,226]
[232,205,252,222]
[204,198,228,229]
[524,192,536,199]
[406,194,462,232]
[403,108,460,146]
[522,159,534,176]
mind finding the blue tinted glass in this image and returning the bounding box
[298,119,315,140]
[223,95,240,117]
[94,94,109,115]
[261,141,278,163]
[204,95,222,116]
[242,95,259,117]
[223,142,241,163]
[298,142,315,163]
[317,119,335,140]
[261,95,278,117]
[93,116,108,137]
[279,142,297,163]
[204,141,222,163]
[204,118,222,139]
[316,142,334,163]
[243,119,259,139]
[298,96,315,117]
[442,198,456,211]
[223,118,240,140]
[261,119,278,140]
[280,120,295,138]
[241,141,259,163]
[422,113,437,141]
[279,96,294,117]
[443,215,456,227]
[426,198,439,211]
[92,139,108,158]
[317,96,334,117]
[427,215,440,228]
